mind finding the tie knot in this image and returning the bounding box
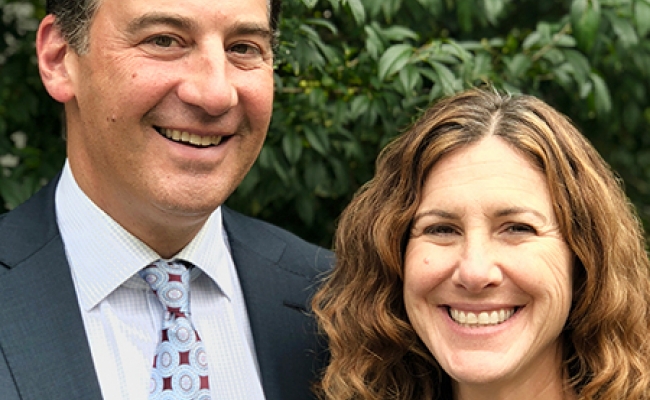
[140,259,192,313]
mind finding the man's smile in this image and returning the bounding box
[157,127,225,148]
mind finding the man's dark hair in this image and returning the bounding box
[46,0,282,54]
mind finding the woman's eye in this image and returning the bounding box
[424,225,458,235]
[506,224,536,234]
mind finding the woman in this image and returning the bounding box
[313,89,650,399]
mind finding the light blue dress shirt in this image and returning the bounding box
[55,161,266,399]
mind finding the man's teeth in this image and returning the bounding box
[449,308,515,327]
[160,128,223,147]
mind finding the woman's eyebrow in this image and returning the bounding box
[494,207,547,223]
[412,209,460,223]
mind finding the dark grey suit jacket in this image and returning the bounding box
[0,177,332,400]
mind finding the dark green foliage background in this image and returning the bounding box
[2,0,649,248]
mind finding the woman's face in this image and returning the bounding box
[403,136,573,397]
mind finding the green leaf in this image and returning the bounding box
[484,0,505,25]
[362,0,383,17]
[608,13,638,47]
[623,102,642,131]
[553,64,575,92]
[378,43,413,81]
[328,157,350,194]
[555,34,577,48]
[380,26,419,41]
[442,41,472,61]
[304,159,328,192]
[350,95,371,119]
[272,157,290,185]
[570,0,588,17]
[345,0,366,25]
[299,24,320,40]
[457,0,473,32]
[399,64,421,93]
[416,0,444,15]
[0,176,41,210]
[305,18,338,34]
[296,193,315,225]
[364,25,384,60]
[522,31,542,50]
[572,2,601,51]
[258,145,276,170]
[431,61,460,95]
[563,49,591,91]
[282,131,303,165]
[237,164,261,196]
[472,53,493,81]
[304,126,331,156]
[381,0,402,20]
[506,54,532,78]
[541,48,564,65]
[313,40,340,65]
[634,0,650,37]
[591,73,612,114]
[428,83,443,103]
[536,22,553,41]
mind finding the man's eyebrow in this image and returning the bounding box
[226,21,274,41]
[125,15,273,42]
[126,13,197,34]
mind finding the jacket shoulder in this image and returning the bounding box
[221,206,333,278]
[0,177,60,270]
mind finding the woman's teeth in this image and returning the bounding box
[449,308,516,327]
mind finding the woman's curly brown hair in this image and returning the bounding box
[312,88,650,400]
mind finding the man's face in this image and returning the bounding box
[61,0,273,239]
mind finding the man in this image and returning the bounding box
[0,0,332,398]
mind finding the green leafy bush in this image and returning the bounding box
[2,0,649,247]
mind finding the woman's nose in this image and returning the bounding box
[451,235,504,293]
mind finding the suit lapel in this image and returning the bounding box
[222,207,326,400]
[0,179,102,400]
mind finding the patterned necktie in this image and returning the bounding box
[140,259,211,400]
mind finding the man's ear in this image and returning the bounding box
[36,14,76,103]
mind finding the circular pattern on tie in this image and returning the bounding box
[157,281,187,309]
[168,317,197,351]
[171,365,201,399]
[140,268,168,292]
[189,343,209,373]
[149,372,163,396]
[161,262,192,286]
[155,342,180,377]
[164,260,187,274]
[141,260,211,398]
[152,392,177,400]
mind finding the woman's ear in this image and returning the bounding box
[36,14,76,103]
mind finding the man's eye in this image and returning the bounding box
[147,36,177,48]
[229,43,261,55]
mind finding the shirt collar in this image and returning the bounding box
[55,161,234,311]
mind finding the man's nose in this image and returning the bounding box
[177,44,238,116]
[451,234,503,293]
